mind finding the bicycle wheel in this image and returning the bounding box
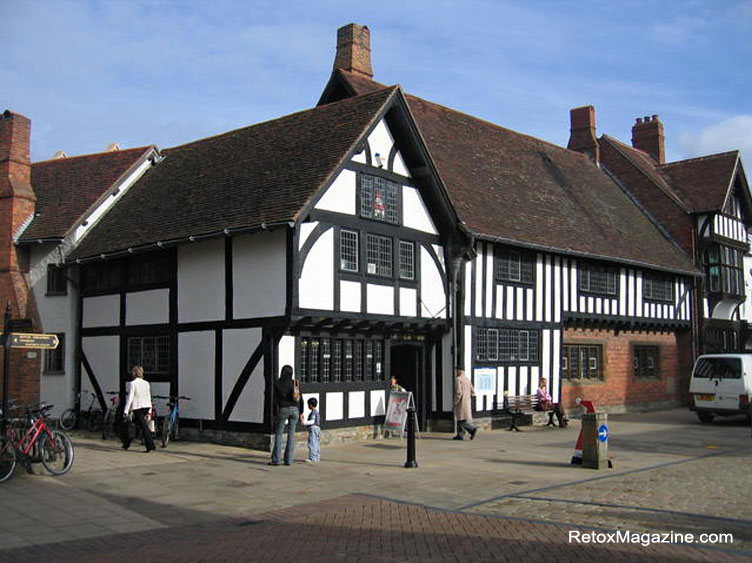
[40,431,74,475]
[59,409,77,431]
[0,436,16,483]
[87,410,103,433]
[161,415,170,448]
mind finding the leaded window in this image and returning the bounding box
[399,241,415,280]
[43,333,65,374]
[561,345,602,380]
[340,229,359,272]
[579,266,618,296]
[360,173,400,224]
[46,265,68,295]
[633,345,659,378]
[705,244,744,297]
[496,248,534,285]
[300,337,385,384]
[643,273,674,303]
[366,233,392,277]
[476,327,539,363]
[127,335,170,378]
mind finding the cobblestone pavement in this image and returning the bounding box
[0,408,750,561]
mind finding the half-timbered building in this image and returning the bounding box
[568,107,752,359]
[319,24,699,417]
[58,87,465,443]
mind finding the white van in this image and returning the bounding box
[689,354,752,423]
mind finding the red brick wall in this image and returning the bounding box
[0,348,41,407]
[560,326,684,410]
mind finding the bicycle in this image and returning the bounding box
[156,395,190,448]
[101,391,122,440]
[1,403,75,482]
[59,390,103,432]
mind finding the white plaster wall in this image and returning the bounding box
[367,120,394,167]
[233,230,287,319]
[82,294,120,328]
[31,246,79,414]
[742,249,752,322]
[340,280,361,313]
[314,169,356,215]
[178,331,215,420]
[222,328,264,423]
[81,336,119,397]
[326,392,344,421]
[348,391,365,418]
[402,187,438,234]
[126,289,169,325]
[299,221,319,250]
[420,247,446,318]
[278,335,295,372]
[178,239,224,323]
[392,152,410,177]
[299,228,334,311]
[371,390,386,416]
[399,287,417,317]
[367,283,394,315]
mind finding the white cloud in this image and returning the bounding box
[677,115,752,168]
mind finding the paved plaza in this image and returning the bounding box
[0,408,750,561]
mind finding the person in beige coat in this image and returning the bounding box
[453,369,477,440]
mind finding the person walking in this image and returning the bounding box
[453,368,477,441]
[270,365,301,466]
[301,397,321,463]
[122,365,155,452]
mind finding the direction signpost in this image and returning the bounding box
[1,301,59,423]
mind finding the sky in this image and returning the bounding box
[3,0,751,169]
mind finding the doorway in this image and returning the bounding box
[390,344,425,429]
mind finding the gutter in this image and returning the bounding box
[67,220,294,265]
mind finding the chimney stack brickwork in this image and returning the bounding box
[567,105,600,164]
[631,114,665,164]
[333,23,373,78]
[0,110,41,407]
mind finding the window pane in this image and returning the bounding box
[399,241,415,280]
[310,339,320,383]
[367,234,392,277]
[321,339,331,383]
[333,340,342,382]
[340,230,359,272]
[360,174,400,224]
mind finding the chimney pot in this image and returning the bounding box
[632,112,665,163]
[636,118,643,124]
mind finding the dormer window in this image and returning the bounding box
[360,173,399,224]
[579,264,618,296]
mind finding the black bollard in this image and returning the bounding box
[404,407,418,468]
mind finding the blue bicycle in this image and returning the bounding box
[157,395,190,448]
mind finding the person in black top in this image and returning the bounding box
[270,365,301,465]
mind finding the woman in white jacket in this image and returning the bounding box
[122,365,155,452]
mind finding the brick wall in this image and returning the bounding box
[0,348,41,407]
[560,326,686,411]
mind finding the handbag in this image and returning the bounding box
[122,416,136,441]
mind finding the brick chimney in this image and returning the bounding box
[0,109,40,407]
[631,114,665,164]
[567,105,599,163]
[333,23,373,78]
[0,110,36,319]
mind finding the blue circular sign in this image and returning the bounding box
[598,424,609,442]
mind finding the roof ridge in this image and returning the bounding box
[659,150,739,168]
[600,135,689,212]
[168,86,399,152]
[33,145,154,165]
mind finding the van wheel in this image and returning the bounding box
[697,412,714,423]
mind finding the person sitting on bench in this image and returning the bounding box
[535,378,568,428]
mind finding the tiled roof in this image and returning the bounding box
[332,71,696,274]
[658,151,740,213]
[20,148,153,241]
[70,87,397,260]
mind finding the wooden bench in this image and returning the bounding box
[494,394,557,431]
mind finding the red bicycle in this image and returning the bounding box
[0,403,74,483]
